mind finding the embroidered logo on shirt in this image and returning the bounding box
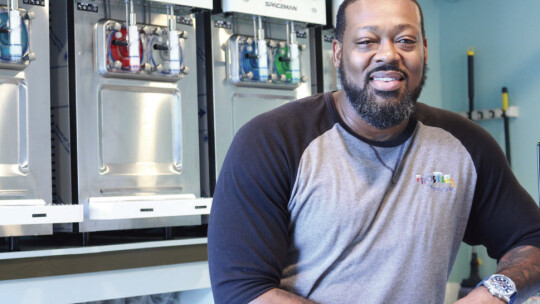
[416,172,455,192]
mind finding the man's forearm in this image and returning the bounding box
[497,245,540,302]
[248,288,317,304]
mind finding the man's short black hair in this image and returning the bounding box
[335,0,425,43]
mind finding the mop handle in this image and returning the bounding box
[537,142,540,203]
[467,49,474,118]
[502,87,511,166]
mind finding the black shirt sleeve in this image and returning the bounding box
[462,129,540,260]
[208,111,294,304]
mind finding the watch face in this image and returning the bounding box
[489,275,516,296]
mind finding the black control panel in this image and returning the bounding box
[77,2,98,13]
[23,0,45,6]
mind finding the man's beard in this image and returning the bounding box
[338,59,427,130]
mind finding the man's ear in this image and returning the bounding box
[332,39,342,68]
[423,37,428,65]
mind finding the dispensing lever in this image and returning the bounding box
[153,44,169,51]
[112,40,128,47]
[245,53,258,59]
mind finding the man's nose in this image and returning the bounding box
[373,39,399,64]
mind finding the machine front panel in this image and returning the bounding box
[0,78,26,174]
[0,1,55,236]
[211,14,312,180]
[98,85,182,176]
[51,0,204,232]
[231,93,293,134]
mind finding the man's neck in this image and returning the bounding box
[332,91,410,142]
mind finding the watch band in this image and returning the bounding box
[476,274,518,304]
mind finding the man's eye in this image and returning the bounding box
[397,39,416,44]
[358,40,374,45]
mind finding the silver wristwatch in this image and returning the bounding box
[479,274,518,303]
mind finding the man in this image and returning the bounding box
[208,0,540,303]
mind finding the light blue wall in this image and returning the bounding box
[418,0,540,284]
[417,0,442,109]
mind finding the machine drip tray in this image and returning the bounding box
[0,200,83,225]
[89,194,212,220]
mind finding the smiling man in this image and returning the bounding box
[208,0,540,303]
[334,0,427,140]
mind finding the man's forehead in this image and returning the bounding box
[345,0,421,20]
[354,23,419,33]
[345,0,422,29]
[348,0,420,10]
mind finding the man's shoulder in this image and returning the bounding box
[415,102,486,137]
[414,102,504,165]
[415,102,470,125]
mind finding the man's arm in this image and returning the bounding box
[208,113,300,304]
[496,245,540,302]
[249,288,317,304]
[455,245,540,303]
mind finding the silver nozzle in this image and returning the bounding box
[126,0,136,26]
[252,16,258,53]
[286,21,290,46]
[290,21,296,45]
[7,0,18,29]
[167,5,176,31]
[258,16,264,41]
[8,0,18,11]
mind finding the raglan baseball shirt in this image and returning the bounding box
[208,92,540,304]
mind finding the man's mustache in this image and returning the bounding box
[366,65,409,82]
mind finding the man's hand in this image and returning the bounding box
[454,286,506,304]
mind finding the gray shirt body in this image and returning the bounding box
[282,121,474,303]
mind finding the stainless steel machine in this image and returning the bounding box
[319,0,342,93]
[50,0,212,234]
[0,0,82,238]
[207,0,326,190]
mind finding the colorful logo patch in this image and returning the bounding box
[416,172,455,192]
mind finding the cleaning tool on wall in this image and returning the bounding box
[502,87,511,166]
[467,48,474,119]
[460,50,517,166]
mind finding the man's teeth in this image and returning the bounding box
[372,77,399,82]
